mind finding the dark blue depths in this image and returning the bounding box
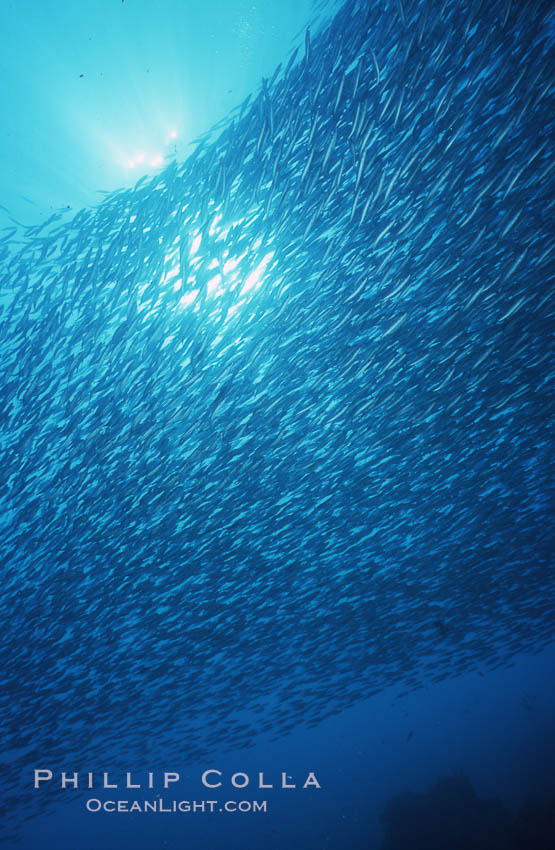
[0,0,553,843]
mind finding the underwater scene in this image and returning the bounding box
[1,0,554,847]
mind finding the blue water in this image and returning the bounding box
[0,0,334,224]
[1,0,554,848]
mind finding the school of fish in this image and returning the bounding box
[0,0,553,831]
